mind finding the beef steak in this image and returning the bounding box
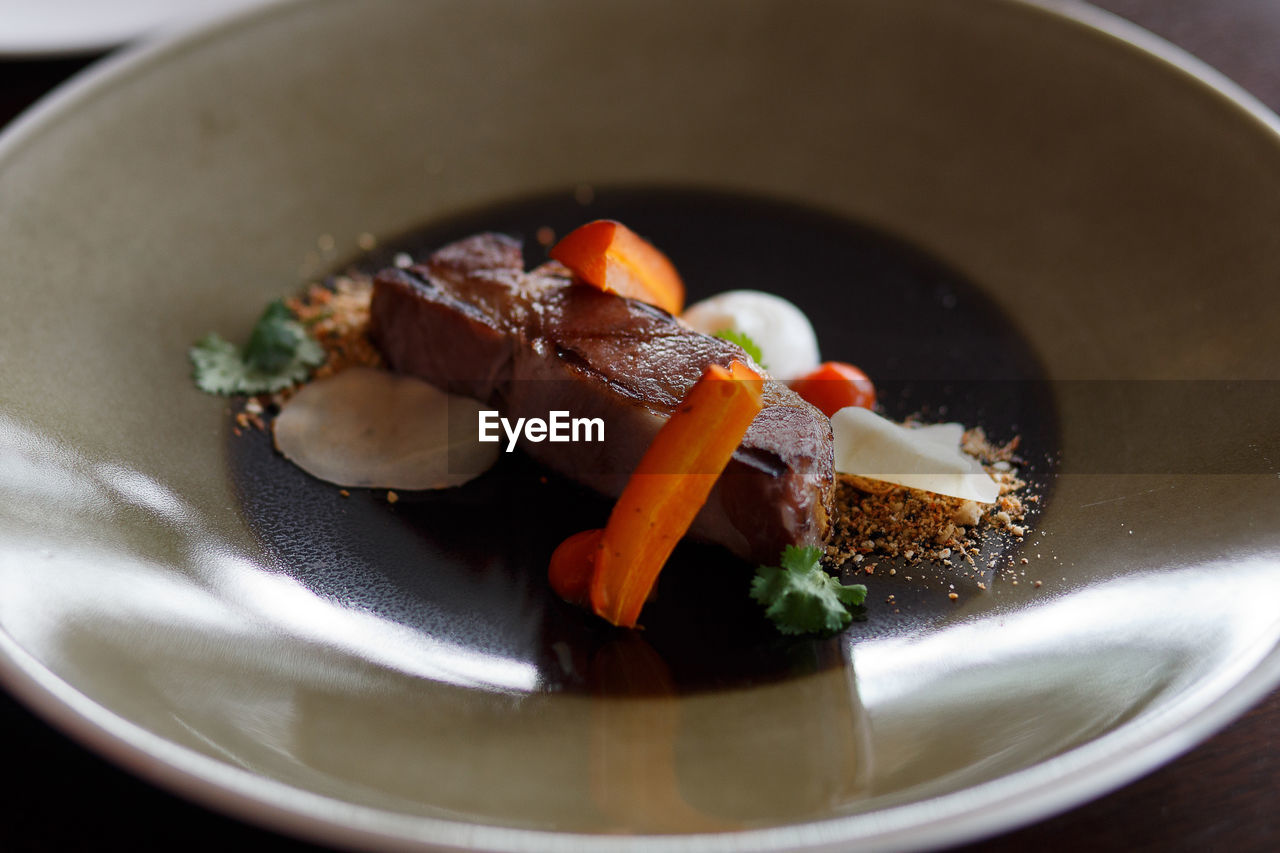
[370,233,833,562]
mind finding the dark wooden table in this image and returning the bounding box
[1,2,1275,850]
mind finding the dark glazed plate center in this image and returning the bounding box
[228,187,1057,696]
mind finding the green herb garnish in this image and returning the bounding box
[750,545,867,636]
[713,327,765,367]
[189,299,324,395]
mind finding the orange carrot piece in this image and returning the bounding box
[549,220,685,315]
[589,361,764,627]
[548,528,604,607]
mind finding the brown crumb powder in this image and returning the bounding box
[286,273,383,381]
[825,427,1032,572]
[234,406,266,432]
[237,272,384,431]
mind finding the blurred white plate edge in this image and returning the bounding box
[0,0,270,57]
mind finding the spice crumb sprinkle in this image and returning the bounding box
[825,427,1034,580]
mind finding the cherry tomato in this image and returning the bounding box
[789,361,876,417]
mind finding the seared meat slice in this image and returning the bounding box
[370,233,833,562]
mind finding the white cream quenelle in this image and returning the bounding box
[681,290,820,380]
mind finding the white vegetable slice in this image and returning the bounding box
[831,406,999,504]
[273,367,498,490]
[681,290,820,380]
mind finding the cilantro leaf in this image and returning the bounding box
[189,300,324,395]
[244,300,309,372]
[713,327,765,367]
[750,545,867,636]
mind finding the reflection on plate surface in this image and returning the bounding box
[3,411,1278,833]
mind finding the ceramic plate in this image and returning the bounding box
[1,0,1278,850]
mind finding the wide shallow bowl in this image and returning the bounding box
[1,0,1277,850]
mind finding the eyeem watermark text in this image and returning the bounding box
[478,410,605,452]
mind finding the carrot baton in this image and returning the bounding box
[549,220,685,315]
[548,528,604,607]
[588,361,764,627]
